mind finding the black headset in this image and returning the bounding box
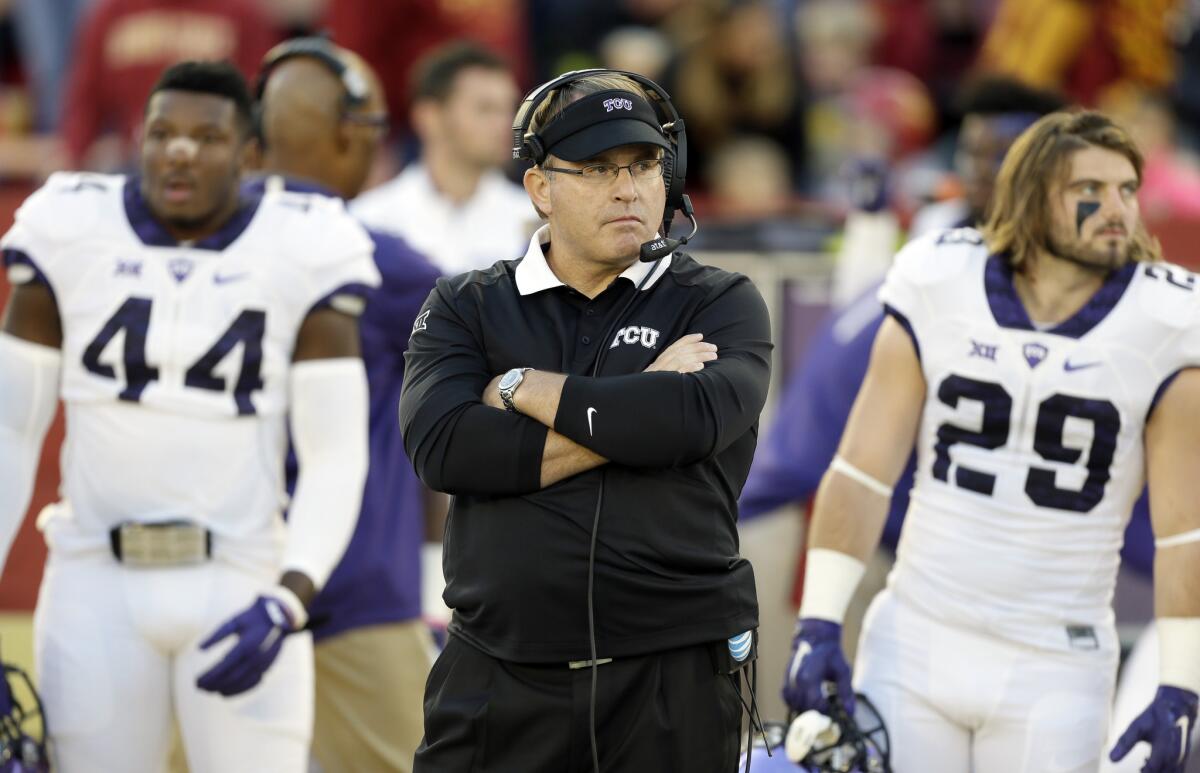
[512,68,695,260]
[254,36,370,110]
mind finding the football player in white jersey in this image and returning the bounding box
[781,110,1200,772]
[0,62,378,771]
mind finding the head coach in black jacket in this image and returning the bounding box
[399,68,773,773]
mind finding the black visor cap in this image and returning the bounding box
[539,89,671,162]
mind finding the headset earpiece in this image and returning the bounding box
[524,134,546,166]
[660,152,679,232]
[666,122,687,212]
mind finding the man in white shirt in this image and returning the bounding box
[352,42,539,275]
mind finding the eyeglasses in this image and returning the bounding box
[542,158,664,183]
[342,111,390,135]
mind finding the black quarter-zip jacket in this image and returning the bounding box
[399,233,772,663]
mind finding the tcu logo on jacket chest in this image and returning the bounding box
[610,325,660,349]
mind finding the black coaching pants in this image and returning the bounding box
[413,634,745,773]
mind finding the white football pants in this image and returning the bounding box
[34,551,313,772]
[854,588,1117,773]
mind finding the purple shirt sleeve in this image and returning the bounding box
[739,282,914,549]
[740,287,882,519]
[1120,491,1153,578]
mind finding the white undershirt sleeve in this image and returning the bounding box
[282,357,370,592]
[0,332,60,571]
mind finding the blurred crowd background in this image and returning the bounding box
[2,0,1200,247]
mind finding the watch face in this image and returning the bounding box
[499,369,521,391]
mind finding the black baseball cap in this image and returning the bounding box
[539,89,671,162]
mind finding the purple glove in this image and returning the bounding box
[845,158,890,214]
[196,595,298,697]
[1110,685,1198,772]
[782,618,854,716]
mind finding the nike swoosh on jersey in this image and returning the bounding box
[1063,359,1101,372]
[587,407,597,436]
[213,272,249,285]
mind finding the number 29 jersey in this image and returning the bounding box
[879,228,1200,653]
[0,173,379,565]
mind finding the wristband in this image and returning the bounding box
[1156,528,1200,550]
[798,548,866,624]
[830,455,893,498]
[272,584,309,631]
[1159,617,1200,694]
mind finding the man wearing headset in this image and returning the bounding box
[249,39,442,773]
[399,70,772,771]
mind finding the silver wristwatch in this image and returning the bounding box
[497,367,533,413]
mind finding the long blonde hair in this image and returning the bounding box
[982,110,1162,269]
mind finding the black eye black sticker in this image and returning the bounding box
[1076,201,1100,235]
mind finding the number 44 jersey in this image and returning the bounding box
[0,173,379,564]
[879,228,1200,653]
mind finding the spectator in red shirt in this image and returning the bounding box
[322,0,528,140]
[61,0,276,169]
[321,0,462,139]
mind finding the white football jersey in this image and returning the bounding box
[0,173,379,567]
[879,227,1200,653]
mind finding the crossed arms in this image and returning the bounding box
[398,278,772,496]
